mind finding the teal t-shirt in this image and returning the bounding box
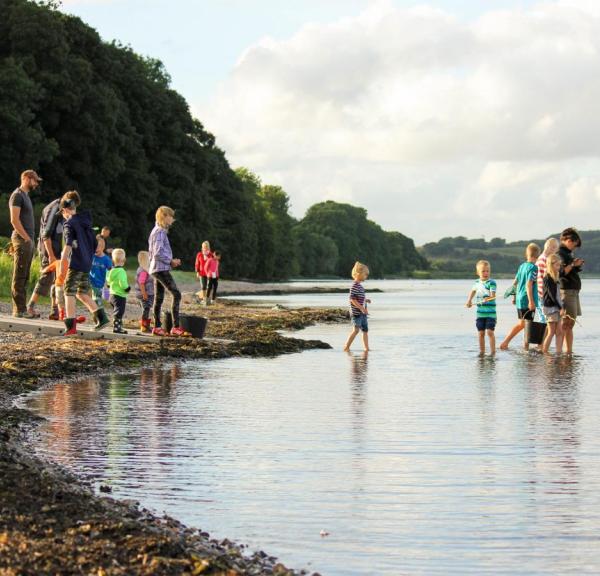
[472,279,497,318]
[515,262,538,309]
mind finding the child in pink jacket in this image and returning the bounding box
[204,251,221,305]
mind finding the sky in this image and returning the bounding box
[60,0,600,244]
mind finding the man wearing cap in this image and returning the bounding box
[9,170,41,318]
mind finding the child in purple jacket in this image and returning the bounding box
[148,206,186,336]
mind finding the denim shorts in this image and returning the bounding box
[351,313,369,332]
[476,317,496,332]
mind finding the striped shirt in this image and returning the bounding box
[472,279,497,319]
[535,254,548,300]
[349,281,366,317]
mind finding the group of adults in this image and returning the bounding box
[7,169,112,319]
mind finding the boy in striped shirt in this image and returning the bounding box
[343,261,371,352]
[466,260,497,355]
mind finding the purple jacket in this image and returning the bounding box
[148,224,172,274]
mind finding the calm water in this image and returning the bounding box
[23,280,600,575]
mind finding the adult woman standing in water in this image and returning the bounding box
[558,228,584,355]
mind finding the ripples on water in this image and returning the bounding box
[23,280,600,575]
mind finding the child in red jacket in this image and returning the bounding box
[194,240,212,304]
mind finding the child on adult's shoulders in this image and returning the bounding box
[343,261,371,353]
[466,259,496,356]
[500,242,540,351]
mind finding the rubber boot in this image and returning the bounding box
[93,307,110,331]
[140,318,151,333]
[113,317,128,334]
[64,317,77,336]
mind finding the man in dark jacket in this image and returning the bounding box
[28,198,64,319]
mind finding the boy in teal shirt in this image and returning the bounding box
[500,243,541,351]
[107,248,130,334]
[466,260,497,355]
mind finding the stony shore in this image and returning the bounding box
[0,294,347,575]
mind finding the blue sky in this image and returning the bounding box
[60,1,600,243]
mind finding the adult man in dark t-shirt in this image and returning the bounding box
[28,198,64,319]
[8,169,41,317]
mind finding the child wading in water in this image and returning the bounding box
[135,251,154,333]
[541,253,564,354]
[343,262,371,352]
[59,191,110,335]
[107,248,130,334]
[466,260,497,355]
[148,206,187,336]
[500,243,541,351]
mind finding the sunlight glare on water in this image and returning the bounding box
[23,280,600,575]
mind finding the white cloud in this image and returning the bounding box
[201,0,600,243]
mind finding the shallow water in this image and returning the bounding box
[23,280,600,575]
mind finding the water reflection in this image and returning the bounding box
[22,280,600,575]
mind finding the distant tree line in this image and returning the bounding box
[0,0,426,279]
[421,232,600,275]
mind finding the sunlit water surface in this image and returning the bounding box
[23,280,600,575]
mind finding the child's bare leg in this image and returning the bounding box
[542,324,556,354]
[362,331,369,352]
[65,294,76,318]
[478,331,485,355]
[487,330,496,355]
[344,327,360,351]
[500,321,525,350]
[76,292,99,314]
[555,321,564,354]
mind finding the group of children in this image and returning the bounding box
[42,191,221,337]
[466,227,583,356]
[343,228,584,356]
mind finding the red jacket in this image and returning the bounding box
[195,250,212,276]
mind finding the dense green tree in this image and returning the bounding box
[1,0,428,279]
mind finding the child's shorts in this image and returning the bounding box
[560,289,581,318]
[517,308,535,320]
[64,270,90,296]
[476,317,496,331]
[351,313,369,332]
[545,312,561,323]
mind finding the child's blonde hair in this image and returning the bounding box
[351,261,369,281]
[544,237,559,254]
[476,260,490,274]
[202,240,211,251]
[137,250,150,271]
[156,205,175,228]
[112,248,126,266]
[546,253,562,282]
[526,243,541,259]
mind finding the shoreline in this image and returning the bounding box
[0,299,346,575]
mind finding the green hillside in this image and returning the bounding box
[420,231,600,277]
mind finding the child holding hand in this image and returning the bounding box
[343,261,371,352]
